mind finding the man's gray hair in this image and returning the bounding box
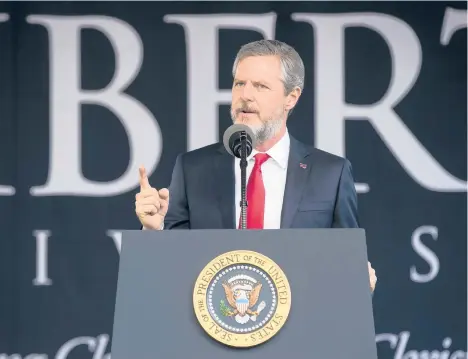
[232,39,305,94]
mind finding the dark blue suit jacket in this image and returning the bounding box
[164,136,360,230]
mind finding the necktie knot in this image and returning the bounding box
[254,153,270,167]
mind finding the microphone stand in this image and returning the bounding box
[239,131,248,230]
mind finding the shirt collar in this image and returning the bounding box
[249,129,290,169]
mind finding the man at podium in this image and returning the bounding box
[134,39,376,292]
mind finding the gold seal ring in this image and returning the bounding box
[193,250,291,347]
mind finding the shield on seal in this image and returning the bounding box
[236,297,249,315]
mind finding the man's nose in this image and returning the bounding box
[240,83,255,101]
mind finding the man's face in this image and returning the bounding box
[230,55,290,144]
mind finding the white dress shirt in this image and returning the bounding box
[234,130,290,229]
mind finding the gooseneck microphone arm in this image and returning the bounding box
[239,131,248,230]
[222,124,257,230]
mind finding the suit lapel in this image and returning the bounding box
[280,137,312,228]
[213,145,236,229]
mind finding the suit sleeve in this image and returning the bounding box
[164,154,190,229]
[332,160,374,296]
[332,159,360,228]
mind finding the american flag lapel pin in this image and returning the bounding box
[299,163,307,169]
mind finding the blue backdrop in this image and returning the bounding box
[1,1,466,358]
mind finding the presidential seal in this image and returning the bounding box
[193,250,291,348]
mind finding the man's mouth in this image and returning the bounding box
[239,109,257,114]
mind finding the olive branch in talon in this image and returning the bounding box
[220,300,236,317]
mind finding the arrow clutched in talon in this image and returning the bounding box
[250,301,266,322]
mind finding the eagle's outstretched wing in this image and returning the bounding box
[222,283,237,308]
[249,283,262,307]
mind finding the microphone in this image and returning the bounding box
[222,124,257,230]
[222,124,257,158]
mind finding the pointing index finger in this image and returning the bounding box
[139,166,151,190]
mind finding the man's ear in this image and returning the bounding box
[285,87,302,111]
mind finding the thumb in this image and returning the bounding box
[139,166,151,190]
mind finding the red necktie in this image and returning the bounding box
[244,153,270,229]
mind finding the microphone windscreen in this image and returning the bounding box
[222,124,256,156]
